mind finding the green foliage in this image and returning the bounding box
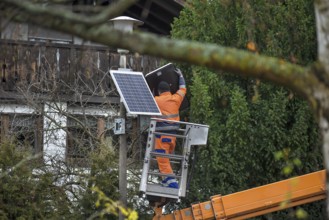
[77,143,120,219]
[172,0,323,218]
[0,140,124,219]
[0,141,75,219]
[88,186,138,220]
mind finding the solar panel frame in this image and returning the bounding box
[145,63,189,110]
[110,70,162,116]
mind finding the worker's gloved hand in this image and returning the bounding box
[175,68,183,77]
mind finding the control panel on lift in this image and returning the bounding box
[139,118,209,204]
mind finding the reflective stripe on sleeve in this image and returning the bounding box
[177,90,185,97]
[157,113,179,119]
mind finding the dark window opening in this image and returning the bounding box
[0,114,43,155]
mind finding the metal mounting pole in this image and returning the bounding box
[109,16,143,220]
[119,102,127,220]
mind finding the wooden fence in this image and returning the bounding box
[0,40,161,100]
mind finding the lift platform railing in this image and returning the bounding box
[139,118,209,201]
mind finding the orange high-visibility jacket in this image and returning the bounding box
[155,76,186,131]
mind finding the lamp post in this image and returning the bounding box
[110,16,143,69]
[109,16,143,220]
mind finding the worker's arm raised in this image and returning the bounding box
[175,68,186,97]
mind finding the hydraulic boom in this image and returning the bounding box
[154,170,326,220]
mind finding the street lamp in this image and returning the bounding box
[109,16,143,219]
[110,16,143,69]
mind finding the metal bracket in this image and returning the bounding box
[114,118,125,135]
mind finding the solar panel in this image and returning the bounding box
[110,70,161,115]
[145,63,189,111]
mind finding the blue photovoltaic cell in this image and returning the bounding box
[110,71,161,115]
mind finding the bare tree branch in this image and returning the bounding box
[1,0,136,26]
[1,0,319,104]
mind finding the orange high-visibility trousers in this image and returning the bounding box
[155,135,176,174]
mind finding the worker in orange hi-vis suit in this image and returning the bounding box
[154,68,186,189]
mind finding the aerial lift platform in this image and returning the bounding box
[139,118,209,206]
[139,118,326,220]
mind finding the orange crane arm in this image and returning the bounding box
[154,170,326,220]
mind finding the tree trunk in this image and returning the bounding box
[315,0,329,74]
[315,0,329,216]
